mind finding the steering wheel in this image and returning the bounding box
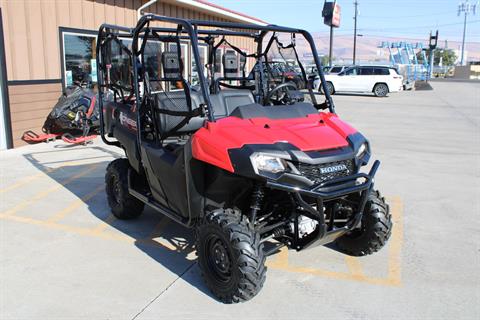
[265,82,298,105]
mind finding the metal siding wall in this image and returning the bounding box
[0,0,257,81]
[9,83,62,147]
[69,0,83,28]
[3,0,30,80]
[0,0,257,147]
[83,0,96,30]
[43,1,60,80]
[25,1,46,79]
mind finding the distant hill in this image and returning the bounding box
[282,33,480,64]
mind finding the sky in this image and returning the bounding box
[208,0,480,43]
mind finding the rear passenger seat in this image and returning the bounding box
[153,89,255,136]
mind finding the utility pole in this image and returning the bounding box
[353,0,358,65]
[329,25,334,67]
[458,1,478,66]
[428,30,438,80]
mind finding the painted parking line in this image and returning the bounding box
[0,160,105,194]
[0,167,59,194]
[0,164,99,217]
[0,184,403,285]
[345,256,365,277]
[0,212,131,242]
[387,196,403,285]
[267,196,404,286]
[136,218,177,251]
[46,184,105,223]
[90,214,117,234]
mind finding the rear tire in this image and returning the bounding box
[321,81,335,95]
[373,83,389,97]
[335,190,392,256]
[105,159,144,219]
[196,209,266,303]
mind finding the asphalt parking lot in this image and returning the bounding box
[1,81,479,319]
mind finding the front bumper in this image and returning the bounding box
[265,160,380,250]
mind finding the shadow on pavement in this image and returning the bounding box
[22,146,215,301]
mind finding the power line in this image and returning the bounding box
[358,19,480,31]
[360,11,452,19]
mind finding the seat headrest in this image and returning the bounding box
[162,51,182,79]
[222,51,238,78]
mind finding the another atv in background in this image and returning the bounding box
[96,15,392,303]
[267,60,306,89]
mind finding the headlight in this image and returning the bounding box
[356,142,368,158]
[250,154,286,174]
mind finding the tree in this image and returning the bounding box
[436,49,457,66]
[416,49,457,66]
[321,55,335,67]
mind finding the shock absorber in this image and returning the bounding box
[250,183,265,224]
[260,226,287,244]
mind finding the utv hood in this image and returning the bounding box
[192,112,358,172]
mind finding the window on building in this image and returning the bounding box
[214,47,223,75]
[167,42,189,90]
[144,41,163,81]
[63,33,97,87]
[240,52,247,74]
[191,45,207,86]
[108,39,133,92]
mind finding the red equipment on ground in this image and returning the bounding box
[21,86,100,145]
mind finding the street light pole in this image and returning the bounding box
[458,1,478,66]
[353,0,358,65]
[461,9,467,65]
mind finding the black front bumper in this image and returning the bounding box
[265,160,380,250]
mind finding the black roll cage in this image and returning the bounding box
[96,14,335,148]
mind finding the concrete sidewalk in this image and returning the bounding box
[1,81,479,319]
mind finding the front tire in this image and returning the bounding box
[373,83,389,97]
[335,190,392,256]
[105,159,144,219]
[196,209,266,303]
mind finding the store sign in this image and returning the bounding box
[90,59,97,82]
[332,4,341,27]
[322,1,341,28]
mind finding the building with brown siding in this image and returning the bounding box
[0,0,265,149]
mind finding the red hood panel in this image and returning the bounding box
[192,112,357,172]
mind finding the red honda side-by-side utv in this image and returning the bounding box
[96,15,392,303]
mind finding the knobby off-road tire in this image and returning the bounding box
[335,190,392,256]
[373,83,389,97]
[105,159,144,219]
[196,209,266,303]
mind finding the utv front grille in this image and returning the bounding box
[296,159,355,185]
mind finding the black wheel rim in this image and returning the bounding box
[109,175,121,205]
[205,234,232,283]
